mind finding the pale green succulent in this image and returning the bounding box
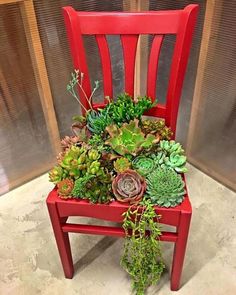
[160,140,185,155]
[105,119,159,156]
[164,152,187,173]
[146,166,185,207]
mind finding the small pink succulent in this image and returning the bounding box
[112,169,146,204]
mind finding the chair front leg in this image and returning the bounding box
[47,202,74,278]
[170,211,191,291]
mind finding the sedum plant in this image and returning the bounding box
[112,169,146,203]
[141,119,173,140]
[121,198,165,294]
[49,166,68,184]
[113,157,131,173]
[71,173,112,204]
[146,166,185,207]
[132,156,155,176]
[105,119,159,156]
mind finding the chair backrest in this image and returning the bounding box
[63,5,199,137]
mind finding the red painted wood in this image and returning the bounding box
[48,5,199,290]
[165,4,199,136]
[95,35,113,102]
[62,224,178,242]
[121,35,139,97]
[77,11,181,34]
[147,35,164,100]
[63,6,91,114]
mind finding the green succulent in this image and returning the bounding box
[86,109,113,134]
[49,166,68,184]
[160,140,184,155]
[105,119,159,156]
[113,157,131,173]
[86,94,155,135]
[164,152,187,173]
[132,156,155,176]
[146,166,185,207]
[71,174,112,204]
[141,119,173,140]
[151,152,166,166]
[88,134,112,153]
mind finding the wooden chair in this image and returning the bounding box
[47,4,199,291]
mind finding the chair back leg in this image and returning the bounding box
[47,202,74,278]
[171,211,192,290]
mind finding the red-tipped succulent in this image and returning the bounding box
[112,169,146,203]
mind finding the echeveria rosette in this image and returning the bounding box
[164,152,187,173]
[132,156,155,176]
[105,119,159,156]
[57,178,74,199]
[112,169,146,203]
[160,140,185,155]
[146,166,185,207]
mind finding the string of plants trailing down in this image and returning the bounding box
[49,69,188,295]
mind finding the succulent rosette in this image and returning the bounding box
[132,156,155,176]
[57,178,74,198]
[112,169,146,203]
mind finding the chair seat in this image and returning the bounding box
[47,177,191,227]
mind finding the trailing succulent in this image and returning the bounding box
[146,166,186,207]
[48,70,191,294]
[105,119,159,156]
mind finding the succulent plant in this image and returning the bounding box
[132,156,155,176]
[141,119,173,140]
[49,166,68,184]
[86,109,113,134]
[164,152,187,173]
[61,135,83,151]
[114,157,131,173]
[112,169,146,203]
[57,178,74,198]
[72,174,112,204]
[151,151,166,166]
[105,119,159,156]
[160,140,184,155]
[146,166,185,207]
[88,134,112,153]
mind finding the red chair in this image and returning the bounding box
[47,4,199,291]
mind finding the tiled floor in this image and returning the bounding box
[0,164,236,295]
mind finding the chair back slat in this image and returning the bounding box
[77,11,181,34]
[120,34,139,97]
[96,35,113,102]
[147,35,164,101]
[63,5,199,135]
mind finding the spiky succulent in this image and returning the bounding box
[114,157,131,173]
[57,178,74,198]
[141,119,173,140]
[49,166,68,184]
[146,166,185,207]
[72,174,112,204]
[86,109,113,134]
[105,119,159,156]
[132,156,155,176]
[112,169,146,203]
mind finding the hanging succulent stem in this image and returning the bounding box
[67,69,99,112]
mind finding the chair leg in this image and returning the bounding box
[170,211,191,291]
[47,202,74,278]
